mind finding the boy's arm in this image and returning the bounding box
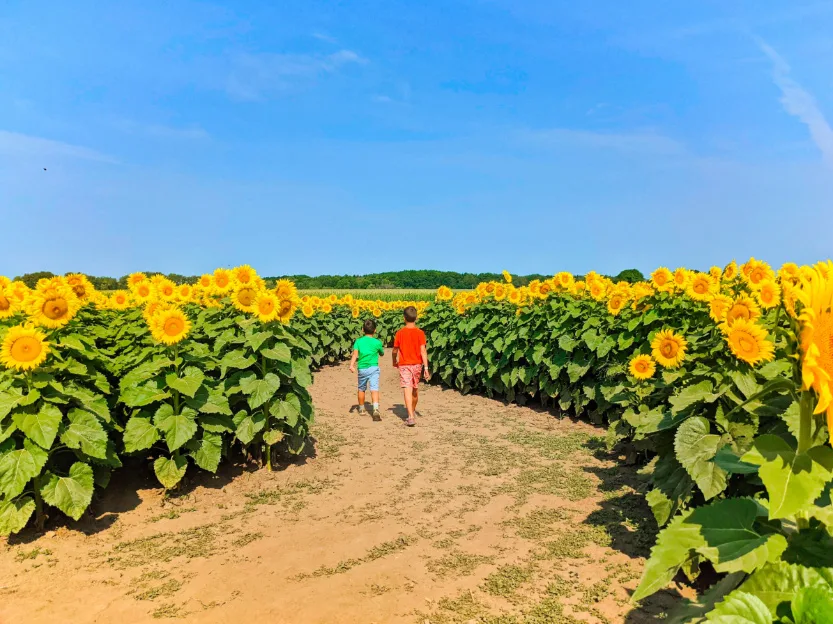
[420,344,430,380]
[391,347,399,367]
[349,349,358,373]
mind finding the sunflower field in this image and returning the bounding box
[0,267,426,536]
[424,261,833,621]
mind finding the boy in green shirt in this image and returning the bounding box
[349,318,385,420]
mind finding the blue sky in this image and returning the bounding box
[2,0,832,278]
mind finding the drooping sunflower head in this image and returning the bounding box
[213,268,233,293]
[437,285,454,301]
[778,262,800,285]
[65,273,93,300]
[151,307,191,345]
[494,284,507,301]
[709,266,723,281]
[796,260,833,426]
[651,267,674,292]
[755,279,781,309]
[723,260,738,281]
[724,295,761,329]
[0,325,50,371]
[0,287,18,319]
[502,270,512,284]
[9,281,29,304]
[651,329,687,369]
[231,284,260,313]
[278,298,297,324]
[708,294,733,323]
[254,292,279,323]
[686,273,717,302]
[725,318,775,366]
[539,281,552,297]
[629,354,656,380]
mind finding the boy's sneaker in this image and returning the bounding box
[371,408,382,421]
[357,407,367,416]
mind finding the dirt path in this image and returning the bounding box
[0,354,679,623]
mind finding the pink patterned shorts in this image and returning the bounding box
[398,364,422,388]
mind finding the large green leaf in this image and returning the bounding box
[119,357,173,391]
[688,498,787,574]
[153,454,188,489]
[739,563,833,614]
[219,349,256,375]
[261,343,292,362]
[185,384,232,416]
[705,591,772,624]
[235,411,267,445]
[0,497,36,536]
[632,515,705,602]
[246,330,273,352]
[669,380,717,414]
[0,439,48,498]
[120,382,170,408]
[190,431,222,473]
[59,409,108,459]
[40,462,94,521]
[675,416,728,500]
[291,358,313,388]
[263,429,284,445]
[165,367,205,399]
[792,585,833,624]
[646,454,694,526]
[0,387,23,419]
[13,403,63,449]
[742,435,833,519]
[153,404,198,452]
[245,374,281,410]
[0,417,17,445]
[123,416,160,453]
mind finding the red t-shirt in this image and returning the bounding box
[394,327,426,366]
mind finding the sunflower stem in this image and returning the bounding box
[797,390,815,454]
[33,475,45,532]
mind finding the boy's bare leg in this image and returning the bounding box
[413,387,419,415]
[403,387,415,419]
[357,390,366,412]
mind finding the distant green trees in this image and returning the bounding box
[11,269,646,290]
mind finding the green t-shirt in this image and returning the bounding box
[353,335,384,370]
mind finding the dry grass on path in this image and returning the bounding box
[0,354,682,623]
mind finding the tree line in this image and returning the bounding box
[12,268,646,290]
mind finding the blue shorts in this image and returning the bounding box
[357,366,380,392]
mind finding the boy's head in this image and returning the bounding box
[403,306,418,324]
[363,318,377,335]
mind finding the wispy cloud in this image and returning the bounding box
[225,49,367,101]
[516,127,686,156]
[114,120,210,140]
[758,39,833,170]
[312,32,337,44]
[0,130,117,163]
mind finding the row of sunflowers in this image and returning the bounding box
[0,267,424,536]
[426,259,833,621]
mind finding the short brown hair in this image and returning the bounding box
[363,319,377,335]
[403,306,418,323]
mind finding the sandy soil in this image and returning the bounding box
[0,353,684,624]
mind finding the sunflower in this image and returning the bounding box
[725,318,775,366]
[270,279,295,301]
[155,278,177,301]
[437,286,454,301]
[539,282,552,297]
[494,284,507,301]
[0,288,17,319]
[176,283,194,302]
[779,262,800,285]
[796,261,833,434]
[629,354,656,380]
[709,266,723,281]
[686,273,717,302]
[708,294,732,323]
[197,274,214,290]
[723,260,738,281]
[508,289,522,305]
[651,267,674,292]
[724,295,761,328]
[151,307,191,345]
[110,290,132,310]
[231,285,259,313]
[372,307,382,318]
[349,306,359,319]
[321,302,333,314]
[754,279,781,309]
[27,286,81,329]
[556,272,574,289]
[277,298,297,324]
[502,270,512,283]
[0,276,9,290]
[232,264,258,286]
[607,294,626,316]
[213,268,233,294]
[65,273,92,300]
[588,280,606,301]
[782,282,799,318]
[0,325,50,371]
[128,272,148,289]
[9,281,29,304]
[134,281,153,302]
[673,268,689,290]
[254,292,279,323]
[651,329,687,368]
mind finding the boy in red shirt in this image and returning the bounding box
[392,306,431,426]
